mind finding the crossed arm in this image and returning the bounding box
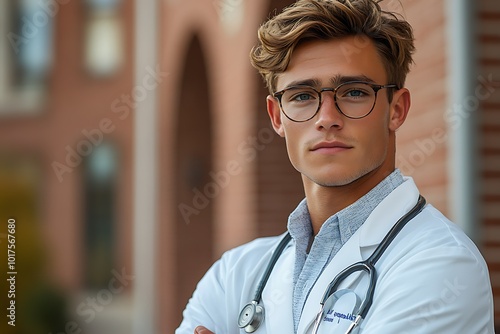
[194,326,214,334]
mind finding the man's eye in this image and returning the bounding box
[289,92,316,102]
[345,89,366,97]
[295,93,313,100]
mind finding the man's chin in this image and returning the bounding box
[305,173,360,188]
[304,164,385,188]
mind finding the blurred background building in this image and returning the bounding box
[0,0,498,333]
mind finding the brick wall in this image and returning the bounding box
[0,0,135,290]
[394,0,449,215]
[478,0,500,326]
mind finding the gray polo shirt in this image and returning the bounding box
[287,169,404,331]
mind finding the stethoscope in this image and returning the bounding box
[238,195,426,333]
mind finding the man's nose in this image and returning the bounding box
[314,93,344,130]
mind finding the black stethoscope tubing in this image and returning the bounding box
[253,232,292,302]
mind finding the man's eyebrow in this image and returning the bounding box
[280,78,322,91]
[330,75,377,85]
[279,75,378,91]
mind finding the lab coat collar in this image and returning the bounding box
[358,176,420,248]
[297,176,420,333]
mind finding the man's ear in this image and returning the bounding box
[389,88,411,132]
[267,95,285,137]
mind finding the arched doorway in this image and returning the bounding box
[174,35,214,325]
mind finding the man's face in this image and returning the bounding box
[267,36,409,187]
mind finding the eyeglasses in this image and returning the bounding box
[273,81,398,122]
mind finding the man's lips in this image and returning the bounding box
[310,141,353,152]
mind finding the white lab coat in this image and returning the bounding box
[176,178,495,333]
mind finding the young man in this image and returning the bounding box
[177,1,495,333]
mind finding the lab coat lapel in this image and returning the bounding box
[358,177,420,248]
[263,243,295,334]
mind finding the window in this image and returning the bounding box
[84,0,124,76]
[0,0,53,115]
[214,0,244,35]
[83,142,118,289]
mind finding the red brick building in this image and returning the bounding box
[0,0,498,333]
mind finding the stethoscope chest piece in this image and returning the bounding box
[238,301,264,333]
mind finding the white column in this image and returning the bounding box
[446,0,477,239]
[133,0,158,333]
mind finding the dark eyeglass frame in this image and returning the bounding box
[273,81,399,122]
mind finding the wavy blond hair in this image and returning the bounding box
[250,0,415,97]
